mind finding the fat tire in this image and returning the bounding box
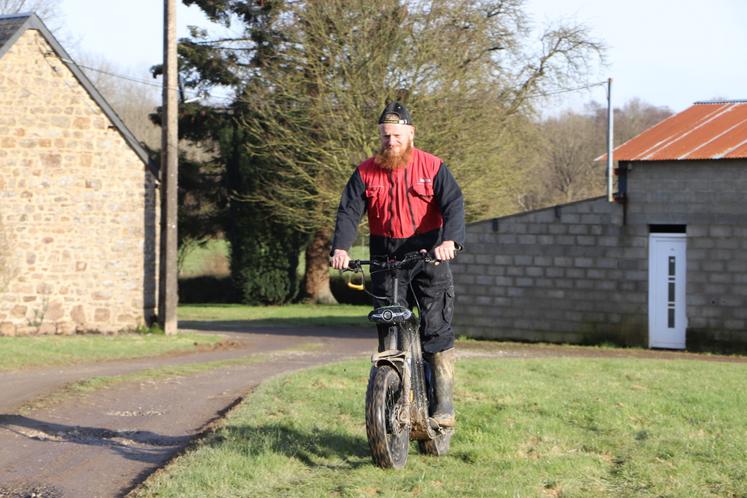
[417,428,453,456]
[365,365,410,469]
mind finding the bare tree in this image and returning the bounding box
[519,98,672,210]
[0,0,61,29]
[238,0,604,302]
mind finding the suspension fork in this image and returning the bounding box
[371,324,412,425]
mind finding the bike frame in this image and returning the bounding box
[351,254,445,440]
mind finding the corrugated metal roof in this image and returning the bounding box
[610,100,747,161]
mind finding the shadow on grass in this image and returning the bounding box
[214,423,371,469]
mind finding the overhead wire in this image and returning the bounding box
[523,79,608,100]
[57,55,234,105]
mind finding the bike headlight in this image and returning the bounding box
[382,310,393,321]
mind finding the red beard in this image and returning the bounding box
[374,142,413,170]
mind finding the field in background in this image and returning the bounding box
[179,239,231,278]
[179,238,370,278]
[135,355,747,497]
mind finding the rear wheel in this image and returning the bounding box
[365,365,410,469]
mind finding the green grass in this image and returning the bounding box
[180,239,230,277]
[179,303,371,328]
[135,356,747,497]
[0,332,223,372]
[20,342,324,414]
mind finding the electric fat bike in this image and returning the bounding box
[343,251,454,469]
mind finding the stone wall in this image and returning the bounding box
[0,30,158,335]
[453,160,747,349]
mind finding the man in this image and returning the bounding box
[330,101,465,427]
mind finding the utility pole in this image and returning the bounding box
[606,77,614,202]
[159,0,178,334]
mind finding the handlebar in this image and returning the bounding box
[344,250,441,273]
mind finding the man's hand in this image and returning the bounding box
[433,240,457,262]
[330,249,351,270]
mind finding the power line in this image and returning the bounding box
[60,57,234,104]
[60,58,163,88]
[525,80,608,100]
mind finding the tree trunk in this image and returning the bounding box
[304,227,337,304]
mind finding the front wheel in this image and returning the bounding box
[365,365,410,469]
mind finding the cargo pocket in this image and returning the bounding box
[442,286,455,324]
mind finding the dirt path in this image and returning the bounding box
[1,324,744,498]
[0,324,375,498]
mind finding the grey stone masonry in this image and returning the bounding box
[453,158,747,350]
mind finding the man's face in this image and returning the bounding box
[379,123,414,155]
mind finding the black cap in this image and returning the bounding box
[378,101,413,125]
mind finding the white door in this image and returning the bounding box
[648,234,687,349]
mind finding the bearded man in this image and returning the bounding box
[330,101,465,427]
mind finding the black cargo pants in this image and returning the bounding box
[371,259,455,354]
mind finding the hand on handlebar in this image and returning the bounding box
[433,240,458,263]
[330,249,351,270]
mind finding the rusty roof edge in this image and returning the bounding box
[716,137,747,160]
[642,103,733,160]
[678,115,747,160]
[594,105,690,162]
[695,99,747,105]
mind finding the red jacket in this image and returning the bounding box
[358,148,443,238]
[332,147,465,257]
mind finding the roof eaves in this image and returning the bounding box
[0,13,157,177]
[0,12,34,60]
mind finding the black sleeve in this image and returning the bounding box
[331,169,366,254]
[433,163,465,248]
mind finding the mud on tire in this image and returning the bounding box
[365,365,410,469]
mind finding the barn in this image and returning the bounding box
[453,101,747,351]
[0,13,158,335]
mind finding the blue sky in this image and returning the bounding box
[56,0,747,113]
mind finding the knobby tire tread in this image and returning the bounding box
[365,365,409,469]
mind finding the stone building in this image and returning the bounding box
[0,14,158,335]
[453,101,747,350]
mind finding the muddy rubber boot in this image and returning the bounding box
[430,348,456,427]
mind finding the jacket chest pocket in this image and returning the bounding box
[365,186,385,218]
[410,182,434,201]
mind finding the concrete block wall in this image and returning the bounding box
[453,197,649,345]
[454,160,747,349]
[626,161,747,348]
[0,30,158,335]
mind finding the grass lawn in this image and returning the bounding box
[135,356,747,497]
[180,239,230,277]
[0,332,223,372]
[179,303,372,328]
